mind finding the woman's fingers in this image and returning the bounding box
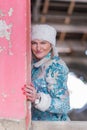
[22,84,37,102]
[26,89,37,102]
[26,93,34,101]
[30,82,34,87]
[22,84,33,92]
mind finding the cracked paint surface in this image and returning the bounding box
[8,8,14,17]
[0,20,12,40]
[0,10,5,17]
[0,0,31,124]
[0,8,14,55]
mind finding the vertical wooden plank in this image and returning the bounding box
[59,1,75,42]
[40,0,50,23]
[0,0,31,129]
[26,0,31,129]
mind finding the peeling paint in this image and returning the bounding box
[0,20,13,55]
[8,41,13,55]
[0,20,12,40]
[1,92,8,102]
[1,93,7,98]
[0,10,5,17]
[0,8,14,17]
[8,8,14,17]
[0,8,14,55]
[0,46,6,53]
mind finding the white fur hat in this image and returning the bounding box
[31,24,58,56]
[31,24,57,46]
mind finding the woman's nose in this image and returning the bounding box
[36,44,41,50]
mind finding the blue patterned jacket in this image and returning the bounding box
[31,53,70,121]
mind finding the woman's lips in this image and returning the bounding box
[36,51,42,54]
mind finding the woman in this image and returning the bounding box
[23,24,70,121]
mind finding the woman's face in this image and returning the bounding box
[31,39,52,59]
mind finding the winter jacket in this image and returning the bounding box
[31,52,70,121]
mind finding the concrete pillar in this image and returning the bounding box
[0,0,31,130]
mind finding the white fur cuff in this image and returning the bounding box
[35,92,51,112]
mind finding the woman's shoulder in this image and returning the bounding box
[45,56,69,74]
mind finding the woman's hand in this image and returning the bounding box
[22,83,38,103]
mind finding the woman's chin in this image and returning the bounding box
[35,54,44,60]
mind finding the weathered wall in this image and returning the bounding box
[0,119,26,130]
[0,0,31,129]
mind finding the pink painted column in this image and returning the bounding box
[0,0,31,129]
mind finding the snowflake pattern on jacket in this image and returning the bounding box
[31,53,70,121]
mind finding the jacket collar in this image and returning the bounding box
[32,52,51,68]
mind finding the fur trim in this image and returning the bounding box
[35,92,51,112]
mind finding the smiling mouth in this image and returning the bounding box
[36,51,42,54]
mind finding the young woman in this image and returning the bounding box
[23,24,70,121]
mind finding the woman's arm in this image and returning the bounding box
[34,60,70,114]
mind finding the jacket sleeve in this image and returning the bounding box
[46,60,70,114]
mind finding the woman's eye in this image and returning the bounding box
[41,42,46,44]
[31,42,37,45]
